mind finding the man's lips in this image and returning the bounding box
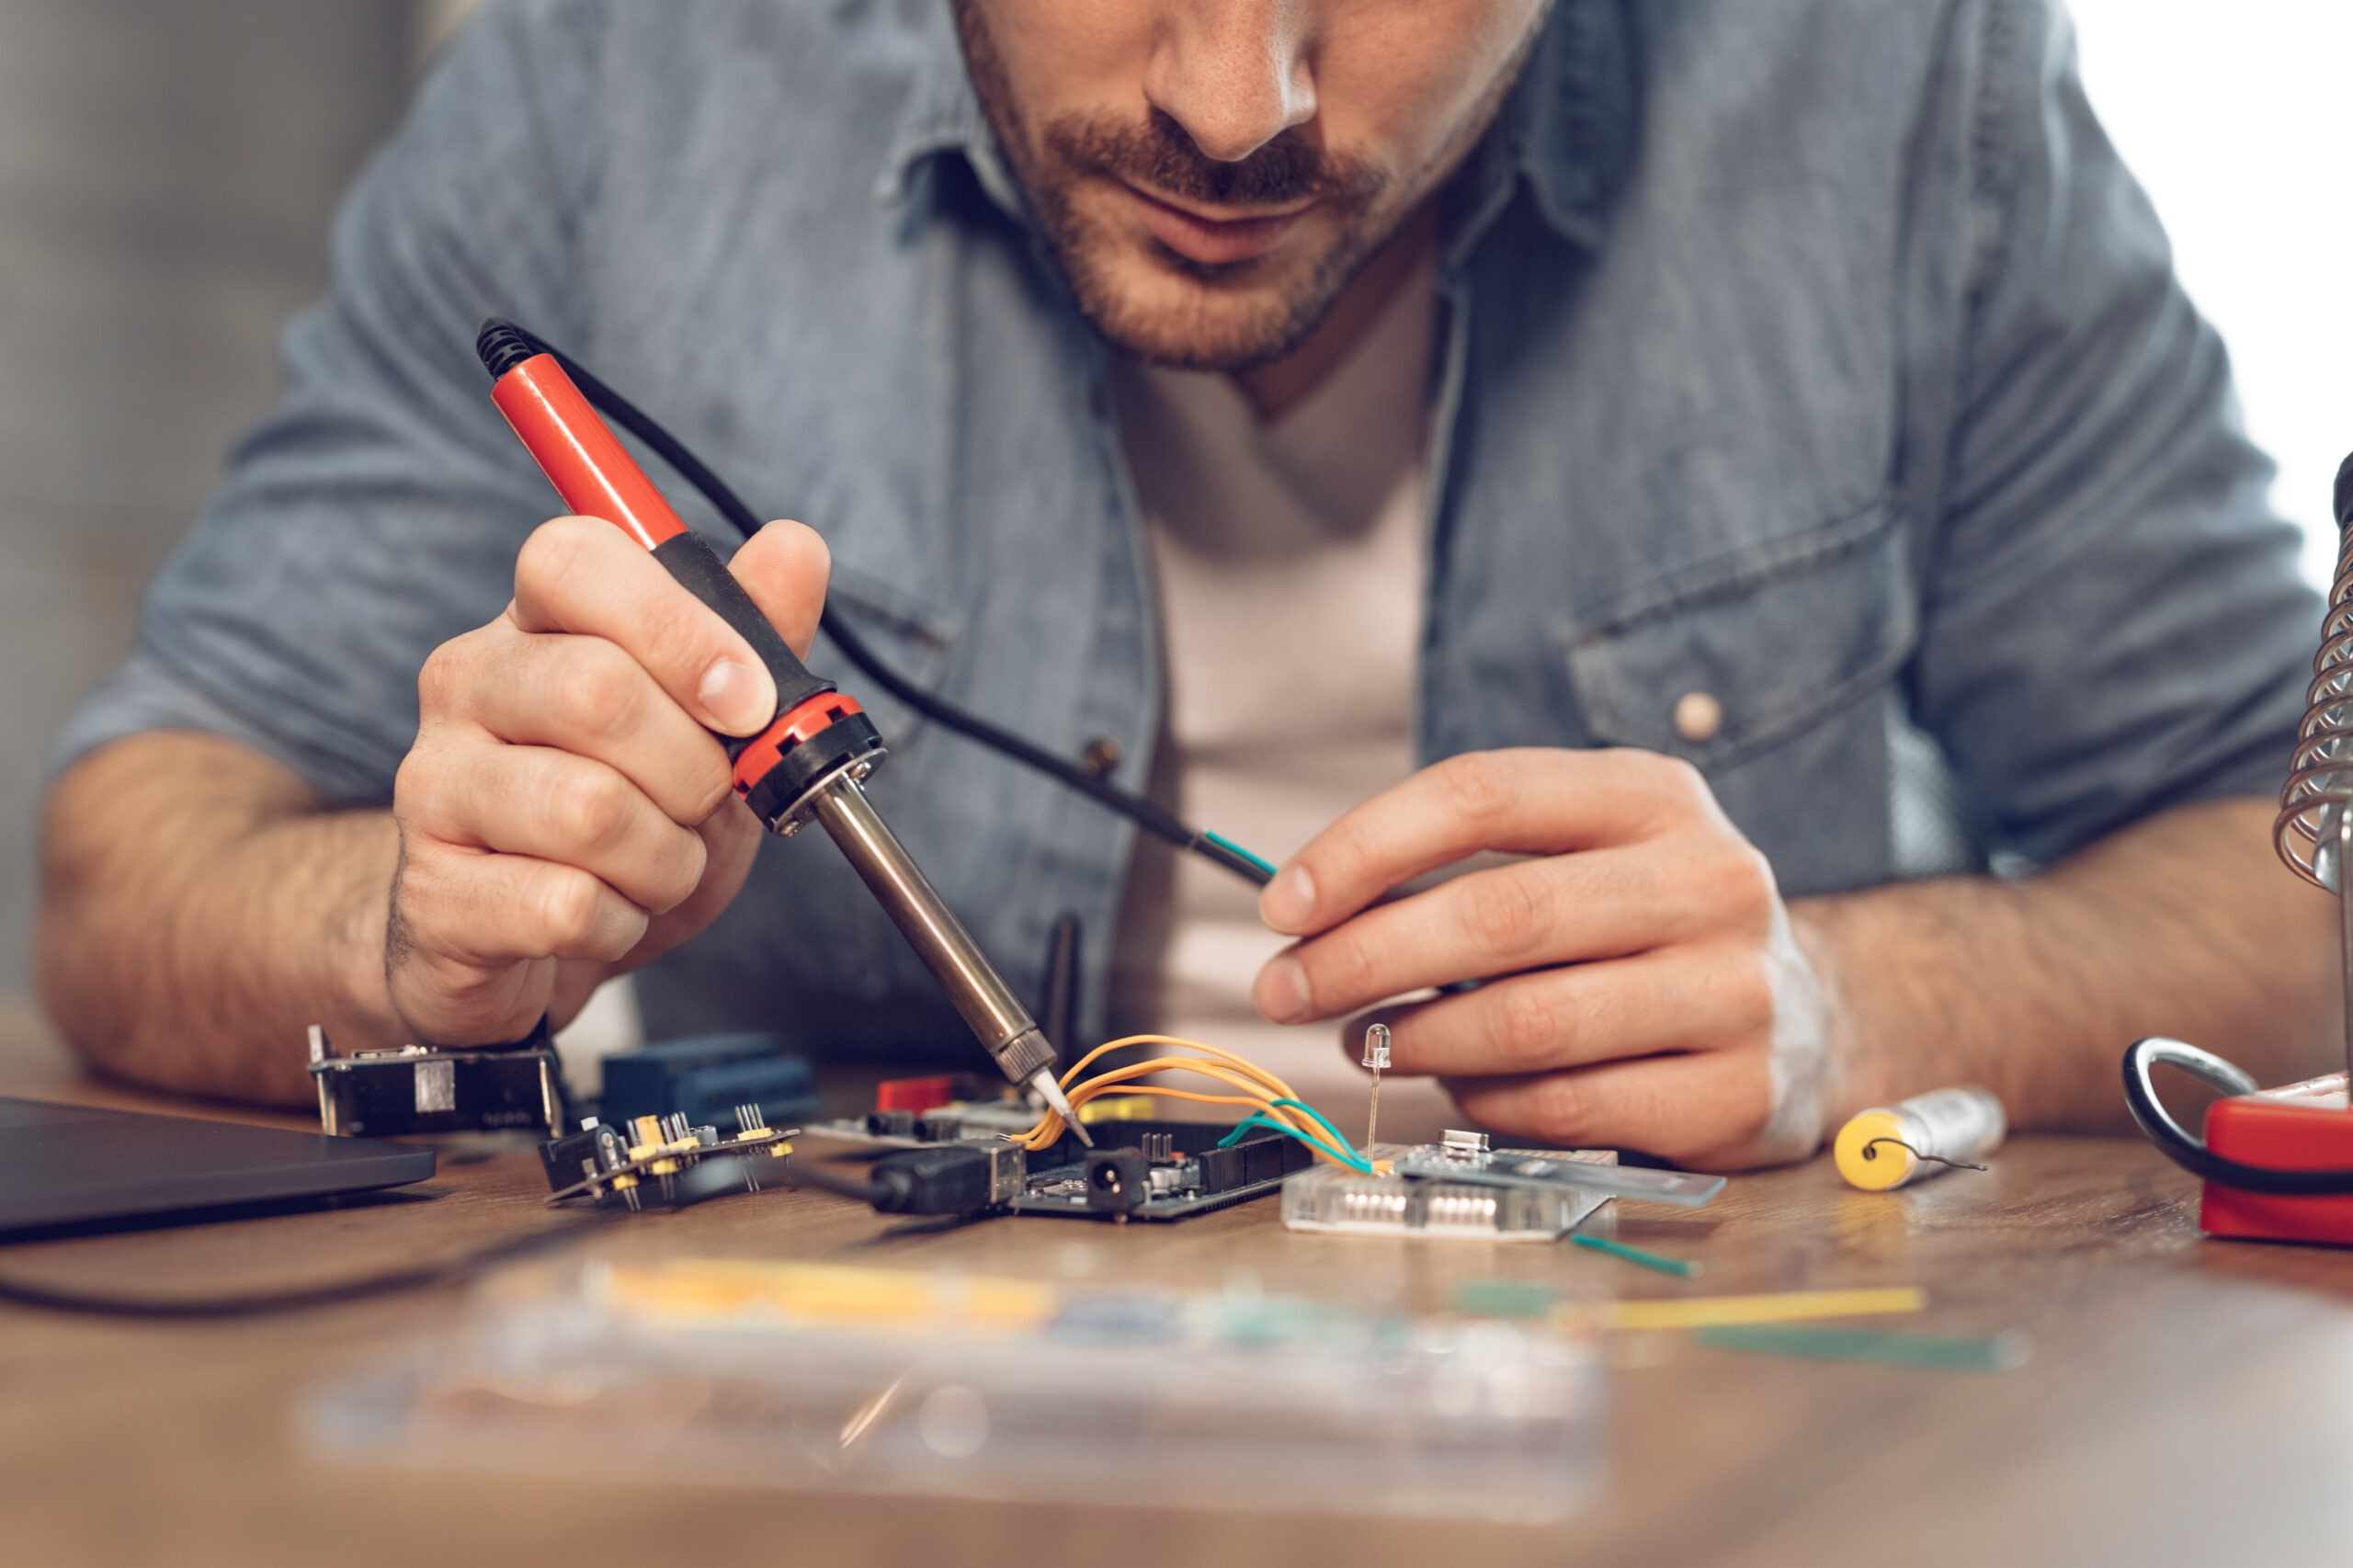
[1118,181,1315,267]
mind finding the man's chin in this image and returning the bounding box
[1065,250,1335,373]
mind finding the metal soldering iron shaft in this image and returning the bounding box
[806,774,1092,1146]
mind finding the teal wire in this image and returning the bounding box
[1217,1112,1369,1172]
[1201,830,1279,880]
[1569,1231,1700,1278]
[1267,1098,1365,1165]
[1216,1112,1331,1158]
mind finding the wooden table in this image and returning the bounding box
[3,1005,2347,1568]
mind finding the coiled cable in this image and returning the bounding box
[2274,456,2353,890]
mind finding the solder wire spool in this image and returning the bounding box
[1833,1086,2006,1191]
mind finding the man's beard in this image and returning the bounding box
[952,2,1397,372]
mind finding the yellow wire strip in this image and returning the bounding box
[1017,1034,1357,1165]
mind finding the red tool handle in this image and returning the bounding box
[476,323,879,825]
[487,349,689,551]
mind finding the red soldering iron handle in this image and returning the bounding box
[475,320,883,830]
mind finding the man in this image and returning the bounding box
[37,0,2335,1168]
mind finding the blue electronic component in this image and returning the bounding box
[597,1033,822,1131]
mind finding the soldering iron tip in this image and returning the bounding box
[1031,1068,1092,1147]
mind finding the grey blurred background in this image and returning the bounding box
[0,1,477,996]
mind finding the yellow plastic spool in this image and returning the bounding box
[1834,1109,1916,1191]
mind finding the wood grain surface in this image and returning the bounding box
[1,1004,2345,1568]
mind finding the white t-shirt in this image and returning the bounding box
[1107,258,1461,1142]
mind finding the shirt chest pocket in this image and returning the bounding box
[1556,500,1915,770]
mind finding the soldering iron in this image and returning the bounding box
[475,320,1089,1139]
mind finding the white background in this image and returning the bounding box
[2071,0,2353,584]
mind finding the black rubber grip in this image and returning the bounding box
[650,531,833,740]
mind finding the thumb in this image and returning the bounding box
[729,519,831,661]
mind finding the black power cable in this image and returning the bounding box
[787,1146,1010,1216]
[488,320,1274,889]
[2121,1035,2353,1194]
[0,1211,612,1321]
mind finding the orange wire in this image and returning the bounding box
[1056,1035,1297,1099]
[1017,1038,1352,1165]
[1027,1058,1306,1143]
[1022,1080,1352,1165]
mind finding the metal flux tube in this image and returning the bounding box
[807,775,1090,1145]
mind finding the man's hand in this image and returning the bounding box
[388,515,829,1045]
[1250,748,1838,1170]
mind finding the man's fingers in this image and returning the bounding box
[726,519,830,660]
[1256,843,1764,1022]
[615,799,764,970]
[457,631,733,825]
[405,744,708,915]
[509,516,780,735]
[1343,945,1776,1078]
[1440,1050,1780,1171]
[1260,748,1724,936]
[396,845,650,970]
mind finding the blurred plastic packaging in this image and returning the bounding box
[309,1257,1605,1522]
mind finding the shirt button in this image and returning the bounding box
[1083,737,1122,777]
[1673,690,1723,744]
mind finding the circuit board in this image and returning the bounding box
[1282,1158,1613,1241]
[796,1115,1313,1222]
[1009,1127,1314,1221]
[1282,1131,1727,1241]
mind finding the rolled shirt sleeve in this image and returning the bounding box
[50,0,600,803]
[1910,0,2320,867]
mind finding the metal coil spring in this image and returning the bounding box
[2277,460,2353,891]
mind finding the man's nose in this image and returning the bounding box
[1142,3,1319,165]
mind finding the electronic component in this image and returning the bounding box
[1360,1021,1390,1149]
[1833,1086,2004,1190]
[802,1094,1064,1150]
[540,1104,791,1209]
[597,1031,822,1131]
[787,1142,1031,1216]
[1006,1120,1313,1221]
[873,1074,959,1115]
[1389,1131,1728,1206]
[1283,1162,1611,1242]
[307,1024,567,1139]
[792,1115,1312,1223]
[1283,1134,1725,1242]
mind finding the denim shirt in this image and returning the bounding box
[57,0,2317,1057]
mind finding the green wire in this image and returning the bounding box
[1214,1113,1333,1162]
[1694,1324,2029,1372]
[1201,830,1279,880]
[1570,1231,1700,1278]
[1267,1098,1366,1166]
[1217,1112,1368,1172]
